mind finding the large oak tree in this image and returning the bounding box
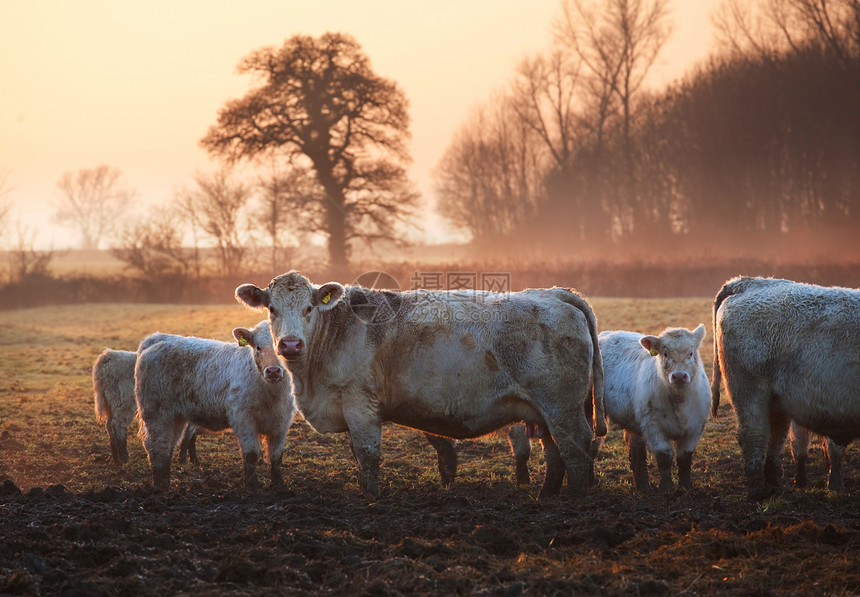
[201,32,417,268]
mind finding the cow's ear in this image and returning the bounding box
[316,282,345,311]
[235,284,270,311]
[692,323,706,345]
[232,327,252,347]
[640,335,660,356]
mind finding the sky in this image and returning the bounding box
[0,0,721,249]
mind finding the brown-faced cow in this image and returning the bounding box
[712,277,860,500]
[235,271,605,499]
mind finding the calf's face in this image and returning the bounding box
[235,271,345,362]
[233,321,286,383]
[640,324,706,388]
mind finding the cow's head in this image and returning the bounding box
[232,320,286,383]
[235,271,345,362]
[640,324,706,389]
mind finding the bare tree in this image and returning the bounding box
[200,32,418,268]
[434,93,544,241]
[112,206,196,281]
[178,169,253,277]
[0,171,13,238]
[7,221,57,282]
[554,0,673,239]
[54,165,135,250]
[511,50,585,167]
[255,162,324,272]
[714,0,860,63]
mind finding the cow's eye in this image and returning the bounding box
[269,307,279,318]
[303,305,313,317]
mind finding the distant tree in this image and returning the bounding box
[0,171,13,237]
[511,51,585,167]
[554,0,673,239]
[178,169,253,277]
[7,220,57,282]
[714,0,860,64]
[54,165,135,250]
[112,206,196,281]
[200,32,418,268]
[434,93,544,242]
[254,162,324,272]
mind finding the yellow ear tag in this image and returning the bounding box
[238,337,248,347]
[322,292,331,305]
[649,347,658,357]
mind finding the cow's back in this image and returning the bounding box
[716,277,860,442]
[136,336,248,431]
[371,288,597,439]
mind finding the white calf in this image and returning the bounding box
[135,321,295,491]
[597,325,711,493]
[93,349,197,465]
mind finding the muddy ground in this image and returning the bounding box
[1,415,859,597]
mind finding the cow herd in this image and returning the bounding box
[92,273,859,501]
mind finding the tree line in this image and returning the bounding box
[435,0,860,261]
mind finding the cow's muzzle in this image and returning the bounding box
[264,366,284,382]
[670,371,691,385]
[278,336,305,359]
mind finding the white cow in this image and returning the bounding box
[235,271,605,499]
[712,276,860,500]
[135,321,295,491]
[595,325,711,493]
[92,348,197,465]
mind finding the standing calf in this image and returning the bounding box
[596,325,711,493]
[135,321,295,491]
[93,349,197,465]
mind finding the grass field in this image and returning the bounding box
[0,298,857,595]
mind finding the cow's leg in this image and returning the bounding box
[788,422,810,487]
[178,426,189,465]
[825,439,846,491]
[539,433,565,498]
[234,425,262,493]
[508,424,531,486]
[143,416,182,490]
[544,408,593,498]
[624,430,651,492]
[114,420,130,464]
[106,417,122,465]
[423,433,457,487]
[764,410,790,488]
[187,427,199,465]
[730,381,774,500]
[589,436,605,487]
[264,428,288,488]
[178,425,200,465]
[343,404,383,499]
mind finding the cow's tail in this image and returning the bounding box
[711,276,749,417]
[92,350,111,423]
[558,289,607,437]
